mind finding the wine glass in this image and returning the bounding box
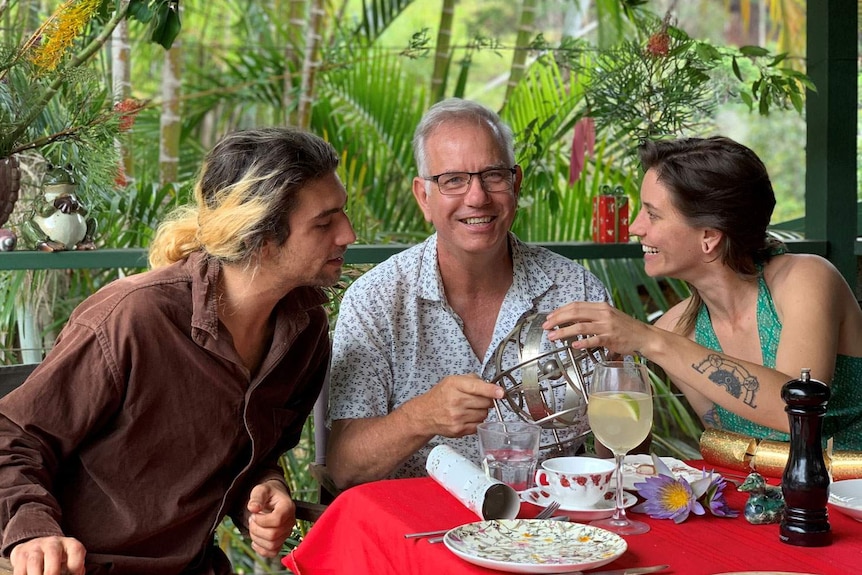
[587,359,654,535]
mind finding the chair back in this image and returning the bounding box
[0,363,38,398]
[295,370,339,523]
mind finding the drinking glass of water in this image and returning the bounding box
[477,421,541,491]
[587,359,654,534]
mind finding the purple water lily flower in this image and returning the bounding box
[633,474,705,523]
[632,454,738,523]
[700,472,739,518]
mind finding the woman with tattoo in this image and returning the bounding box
[544,136,862,450]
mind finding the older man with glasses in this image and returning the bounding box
[326,98,613,489]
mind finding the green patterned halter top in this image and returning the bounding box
[694,275,862,450]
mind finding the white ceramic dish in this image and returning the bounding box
[828,478,862,522]
[443,519,626,574]
[613,455,704,490]
[520,487,637,520]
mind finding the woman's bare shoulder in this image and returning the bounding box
[654,298,690,332]
[766,253,849,293]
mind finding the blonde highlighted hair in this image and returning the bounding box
[148,127,339,269]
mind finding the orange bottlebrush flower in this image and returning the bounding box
[114,163,128,188]
[29,0,103,72]
[646,10,672,58]
[646,32,670,57]
[113,98,146,132]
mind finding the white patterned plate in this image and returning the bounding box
[519,487,637,521]
[443,519,626,574]
[613,455,704,490]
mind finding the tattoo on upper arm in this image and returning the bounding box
[692,354,759,408]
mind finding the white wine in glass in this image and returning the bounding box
[587,360,653,535]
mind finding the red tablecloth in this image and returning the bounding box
[283,463,861,575]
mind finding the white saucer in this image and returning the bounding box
[519,487,637,521]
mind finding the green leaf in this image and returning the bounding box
[452,57,470,99]
[769,53,789,67]
[731,57,743,82]
[789,90,804,114]
[780,68,818,92]
[752,78,762,96]
[780,68,807,79]
[740,91,754,111]
[694,42,721,63]
[150,2,182,50]
[127,0,155,24]
[739,45,771,57]
[800,78,818,92]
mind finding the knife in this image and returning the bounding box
[558,564,669,575]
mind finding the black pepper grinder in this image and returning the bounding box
[779,368,831,546]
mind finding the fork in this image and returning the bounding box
[404,499,561,541]
[535,499,561,519]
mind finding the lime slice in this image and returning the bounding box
[613,392,641,420]
[591,392,640,421]
[613,392,641,421]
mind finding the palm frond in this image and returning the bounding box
[314,45,429,241]
[353,0,416,44]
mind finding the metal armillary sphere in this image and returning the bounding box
[489,312,606,451]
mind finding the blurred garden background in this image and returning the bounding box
[0,0,857,571]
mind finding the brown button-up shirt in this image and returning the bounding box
[0,252,329,574]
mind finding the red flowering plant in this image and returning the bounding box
[551,10,813,184]
[113,98,147,132]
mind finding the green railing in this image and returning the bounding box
[0,238,830,271]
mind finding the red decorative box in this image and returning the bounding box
[591,188,629,243]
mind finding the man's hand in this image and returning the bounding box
[327,375,504,489]
[246,480,296,558]
[420,374,504,437]
[10,536,86,575]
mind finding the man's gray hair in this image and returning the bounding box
[412,98,516,181]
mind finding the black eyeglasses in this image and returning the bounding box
[423,167,517,195]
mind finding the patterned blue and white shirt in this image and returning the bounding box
[328,233,613,478]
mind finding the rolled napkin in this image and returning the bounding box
[699,428,862,480]
[426,444,519,520]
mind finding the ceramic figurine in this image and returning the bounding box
[0,229,16,251]
[21,164,96,251]
[738,471,785,524]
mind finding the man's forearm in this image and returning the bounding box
[327,409,434,489]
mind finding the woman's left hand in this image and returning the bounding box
[543,302,654,357]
